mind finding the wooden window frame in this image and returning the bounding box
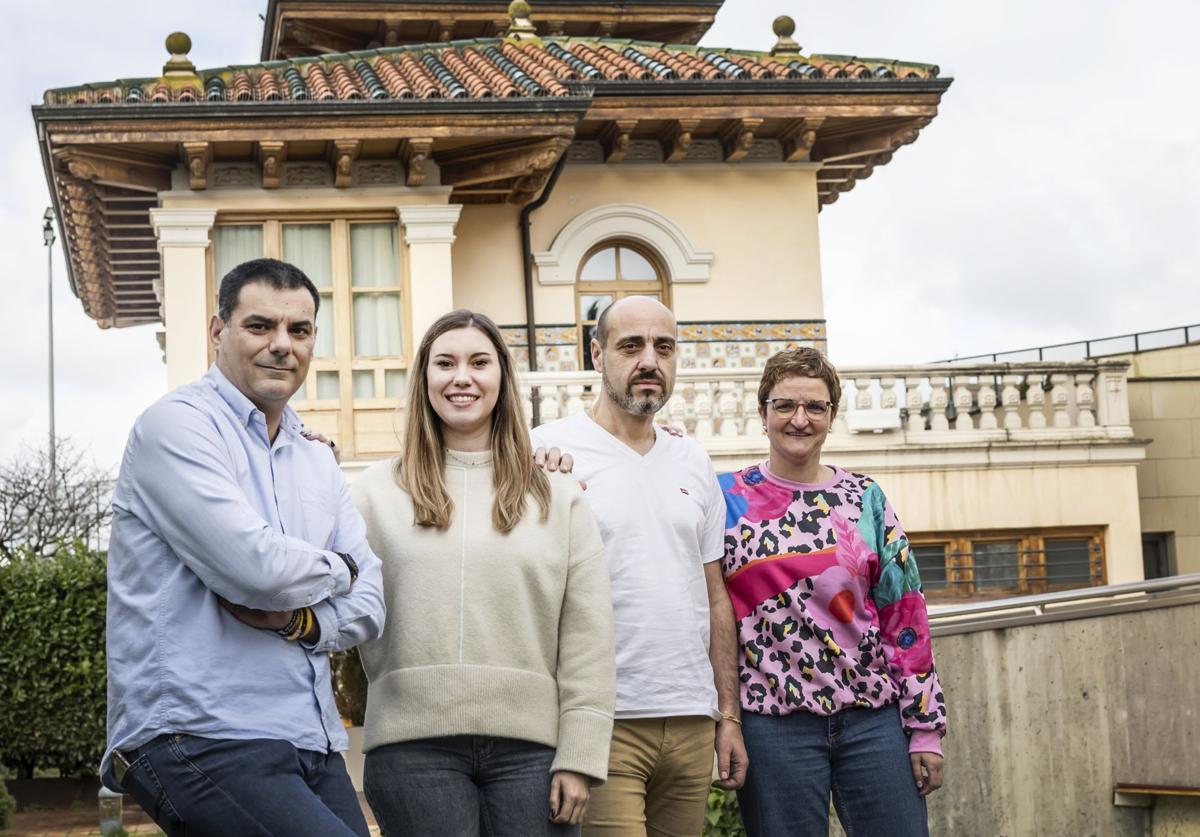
[575,240,671,369]
[909,526,1107,602]
[209,211,406,458]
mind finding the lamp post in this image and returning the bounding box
[43,207,56,498]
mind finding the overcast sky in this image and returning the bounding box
[1,1,1197,472]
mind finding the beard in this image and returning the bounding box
[601,368,670,416]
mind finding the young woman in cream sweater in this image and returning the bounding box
[352,309,615,836]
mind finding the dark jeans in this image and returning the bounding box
[116,734,369,837]
[364,735,579,837]
[737,704,929,837]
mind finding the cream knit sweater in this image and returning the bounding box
[351,450,616,782]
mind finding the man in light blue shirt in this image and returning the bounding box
[103,258,385,836]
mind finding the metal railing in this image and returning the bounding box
[937,323,1199,364]
[928,572,1200,636]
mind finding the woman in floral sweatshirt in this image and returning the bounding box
[719,348,946,837]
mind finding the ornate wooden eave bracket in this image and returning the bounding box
[50,147,172,327]
[437,136,572,203]
[400,138,433,187]
[812,117,930,164]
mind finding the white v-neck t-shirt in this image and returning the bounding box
[531,411,723,720]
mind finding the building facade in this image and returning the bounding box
[34,0,1153,600]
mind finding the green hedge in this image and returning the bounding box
[0,544,107,778]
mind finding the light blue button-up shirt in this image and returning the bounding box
[102,365,385,788]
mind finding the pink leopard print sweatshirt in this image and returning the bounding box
[719,462,946,755]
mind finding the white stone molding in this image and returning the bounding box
[398,204,462,245]
[150,208,217,251]
[533,203,714,285]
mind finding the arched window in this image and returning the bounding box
[576,241,669,370]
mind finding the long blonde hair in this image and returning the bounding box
[396,309,550,533]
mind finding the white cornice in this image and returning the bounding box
[399,204,463,245]
[150,208,217,251]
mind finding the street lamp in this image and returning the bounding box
[43,207,56,497]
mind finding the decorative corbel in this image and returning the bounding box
[401,138,434,187]
[779,117,824,162]
[257,141,286,189]
[660,119,699,163]
[182,142,211,190]
[720,118,763,162]
[600,119,637,164]
[331,140,360,188]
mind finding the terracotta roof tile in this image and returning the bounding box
[304,64,335,100]
[41,38,942,107]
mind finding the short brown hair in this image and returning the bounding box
[757,347,842,416]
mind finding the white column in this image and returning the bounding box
[398,205,462,346]
[150,208,217,390]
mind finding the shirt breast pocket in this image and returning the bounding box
[298,492,337,550]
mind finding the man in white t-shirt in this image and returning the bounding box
[531,296,747,836]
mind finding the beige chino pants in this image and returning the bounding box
[583,716,716,837]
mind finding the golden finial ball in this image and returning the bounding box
[165,32,193,55]
[509,0,531,18]
[772,16,796,38]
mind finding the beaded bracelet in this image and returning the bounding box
[276,609,302,639]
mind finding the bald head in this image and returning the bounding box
[594,296,676,349]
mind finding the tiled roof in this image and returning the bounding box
[43,38,940,106]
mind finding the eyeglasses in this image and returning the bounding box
[763,398,835,421]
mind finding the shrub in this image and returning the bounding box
[0,780,15,829]
[331,647,367,727]
[0,543,107,778]
[703,788,746,837]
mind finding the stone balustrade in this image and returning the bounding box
[520,360,1136,468]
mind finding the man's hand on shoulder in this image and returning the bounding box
[300,428,340,464]
[533,445,573,474]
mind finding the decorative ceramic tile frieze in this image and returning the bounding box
[503,321,827,372]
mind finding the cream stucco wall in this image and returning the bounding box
[868,463,1145,584]
[452,163,824,328]
[1123,343,1200,574]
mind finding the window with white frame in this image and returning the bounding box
[576,241,669,370]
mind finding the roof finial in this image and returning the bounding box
[770,16,802,57]
[163,32,196,75]
[505,0,539,42]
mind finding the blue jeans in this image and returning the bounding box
[364,736,579,837]
[737,704,928,837]
[116,734,369,837]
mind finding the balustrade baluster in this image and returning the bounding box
[1001,375,1023,429]
[539,386,562,423]
[906,378,925,433]
[1050,373,1071,428]
[717,381,740,437]
[977,380,999,429]
[832,386,850,435]
[743,385,763,437]
[693,382,715,440]
[854,377,873,411]
[953,383,975,431]
[930,379,950,431]
[565,384,585,419]
[1075,373,1096,427]
[1027,377,1047,428]
[880,376,898,410]
[521,384,534,428]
